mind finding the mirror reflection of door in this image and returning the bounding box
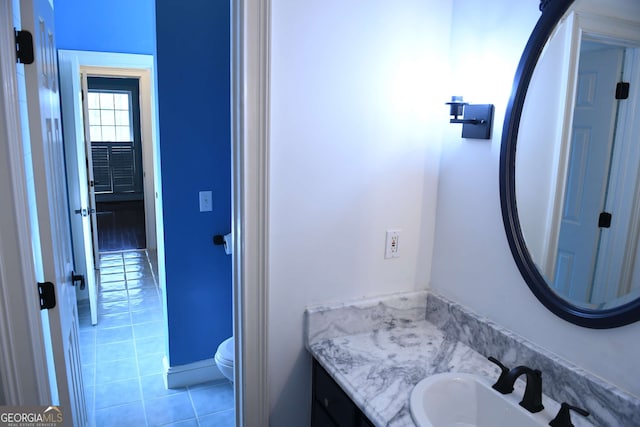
[554,40,640,307]
[86,77,146,253]
[553,41,624,302]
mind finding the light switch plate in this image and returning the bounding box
[199,191,212,212]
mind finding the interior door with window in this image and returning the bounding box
[22,1,87,425]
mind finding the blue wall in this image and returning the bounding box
[155,0,232,366]
[54,0,156,54]
[55,0,233,367]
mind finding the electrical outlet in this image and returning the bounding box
[199,191,212,212]
[385,230,401,259]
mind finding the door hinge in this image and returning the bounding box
[598,212,612,228]
[37,282,56,310]
[616,82,630,100]
[14,28,34,65]
[71,271,86,290]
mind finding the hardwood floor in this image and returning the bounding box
[96,200,146,252]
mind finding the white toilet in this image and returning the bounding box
[214,337,234,382]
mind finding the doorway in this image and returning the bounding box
[86,76,147,252]
[0,1,270,423]
[57,49,239,425]
[59,51,162,328]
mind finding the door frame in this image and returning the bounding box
[231,0,270,424]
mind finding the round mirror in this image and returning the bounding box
[500,0,640,328]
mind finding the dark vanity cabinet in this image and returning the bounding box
[312,359,375,427]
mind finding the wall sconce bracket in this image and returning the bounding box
[448,103,494,140]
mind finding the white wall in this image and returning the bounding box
[431,0,640,400]
[268,0,452,424]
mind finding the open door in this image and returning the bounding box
[22,1,87,425]
[553,45,624,303]
[80,73,102,264]
[59,55,98,326]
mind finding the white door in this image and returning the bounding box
[22,1,87,425]
[553,45,624,303]
[81,73,102,263]
[59,58,98,326]
[590,47,640,303]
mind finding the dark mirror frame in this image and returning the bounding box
[499,0,640,328]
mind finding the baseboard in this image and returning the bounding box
[163,356,225,389]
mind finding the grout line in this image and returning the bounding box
[83,249,233,426]
[186,384,202,427]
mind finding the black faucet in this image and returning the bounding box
[549,402,590,427]
[488,356,544,413]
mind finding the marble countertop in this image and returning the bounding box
[309,318,499,426]
[309,319,589,427]
[305,291,598,427]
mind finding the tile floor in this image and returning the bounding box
[77,250,235,427]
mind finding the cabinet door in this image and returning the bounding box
[311,399,339,427]
[358,413,376,427]
[313,361,357,426]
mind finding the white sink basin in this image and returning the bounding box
[409,373,549,427]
